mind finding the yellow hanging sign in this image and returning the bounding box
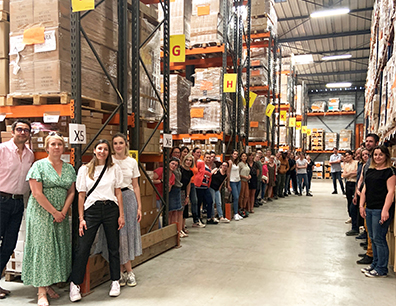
[307,129,312,136]
[280,110,287,121]
[223,74,237,92]
[129,150,139,163]
[265,104,275,117]
[289,117,296,127]
[72,0,95,12]
[170,34,185,62]
[302,126,308,134]
[243,91,258,108]
[296,121,301,130]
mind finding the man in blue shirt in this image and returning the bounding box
[329,147,345,195]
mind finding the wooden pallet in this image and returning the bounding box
[4,271,21,282]
[80,96,119,113]
[188,129,222,134]
[0,96,6,106]
[0,10,9,21]
[6,93,71,106]
[190,41,222,49]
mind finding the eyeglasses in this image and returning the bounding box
[15,127,31,134]
[49,131,63,137]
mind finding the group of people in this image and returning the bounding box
[152,147,315,234]
[338,134,395,278]
[0,120,143,305]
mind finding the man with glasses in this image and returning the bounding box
[0,119,34,299]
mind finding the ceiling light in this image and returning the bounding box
[292,54,314,65]
[322,54,352,61]
[311,8,350,18]
[326,82,352,88]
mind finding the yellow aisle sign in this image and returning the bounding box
[129,150,139,163]
[280,110,287,121]
[265,104,275,117]
[289,117,296,127]
[243,91,258,108]
[307,129,312,136]
[223,74,237,92]
[72,0,95,12]
[170,34,185,62]
[296,121,301,130]
[302,126,308,134]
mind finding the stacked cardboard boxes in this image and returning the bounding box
[248,95,267,141]
[324,132,338,151]
[250,0,277,34]
[311,101,326,112]
[0,6,9,97]
[169,74,192,134]
[310,128,324,151]
[339,129,352,150]
[328,98,340,112]
[140,122,161,153]
[139,170,159,235]
[313,162,323,179]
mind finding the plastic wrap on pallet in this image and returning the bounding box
[339,129,352,151]
[192,0,223,16]
[248,95,267,140]
[325,132,338,151]
[159,0,191,44]
[311,101,326,112]
[190,13,223,46]
[0,0,9,12]
[169,74,192,134]
[243,67,268,86]
[328,98,340,111]
[250,0,277,34]
[274,126,287,145]
[190,67,222,101]
[341,103,354,112]
[190,100,230,133]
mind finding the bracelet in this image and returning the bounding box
[79,216,84,221]
[359,206,364,208]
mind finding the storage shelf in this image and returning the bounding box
[171,133,224,141]
[307,111,356,117]
[306,150,346,154]
[0,104,72,118]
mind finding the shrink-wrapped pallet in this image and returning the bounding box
[190,13,223,46]
[274,126,287,145]
[341,103,354,112]
[242,67,268,86]
[249,95,267,141]
[190,67,222,101]
[325,132,338,151]
[190,99,230,133]
[328,98,340,111]
[339,130,352,151]
[311,101,326,112]
[250,0,277,34]
[169,74,192,134]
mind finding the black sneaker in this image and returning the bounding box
[297,193,302,196]
[206,219,219,225]
[284,193,289,197]
[267,198,273,202]
[365,270,387,278]
[360,242,368,247]
[346,230,359,236]
[273,196,278,200]
[356,255,373,265]
[279,195,285,198]
[358,253,366,258]
[254,203,260,207]
[306,193,313,197]
[355,233,367,240]
[332,191,338,194]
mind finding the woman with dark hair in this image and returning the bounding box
[227,150,243,221]
[95,133,142,288]
[170,147,184,235]
[180,154,194,236]
[360,145,396,277]
[180,146,190,162]
[247,152,260,213]
[190,147,205,227]
[70,140,125,302]
[238,152,251,217]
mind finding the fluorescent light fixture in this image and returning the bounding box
[322,54,352,61]
[311,8,350,18]
[326,82,352,88]
[292,54,314,65]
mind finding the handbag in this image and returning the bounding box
[86,164,107,199]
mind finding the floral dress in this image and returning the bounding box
[22,159,76,287]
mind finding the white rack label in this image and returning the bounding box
[69,124,86,144]
[163,134,173,148]
[182,137,191,143]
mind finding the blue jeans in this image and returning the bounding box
[210,188,224,218]
[261,181,267,199]
[0,196,24,274]
[331,171,345,193]
[196,188,213,221]
[366,208,394,275]
[230,181,241,215]
[297,173,308,194]
[190,184,199,223]
[307,170,313,190]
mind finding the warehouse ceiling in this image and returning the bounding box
[273,0,373,90]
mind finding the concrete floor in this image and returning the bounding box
[1,180,395,305]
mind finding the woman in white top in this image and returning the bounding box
[95,133,143,287]
[227,150,243,221]
[296,153,312,196]
[69,139,125,302]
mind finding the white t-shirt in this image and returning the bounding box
[112,156,140,191]
[296,159,308,174]
[76,163,123,210]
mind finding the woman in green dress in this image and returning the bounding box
[22,133,76,306]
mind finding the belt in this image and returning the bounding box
[0,192,23,199]
[121,187,129,192]
[94,200,115,205]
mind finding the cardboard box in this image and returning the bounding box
[34,60,71,93]
[141,195,155,212]
[9,0,34,32]
[33,0,70,30]
[33,27,71,62]
[0,21,9,59]
[0,0,10,13]
[0,58,8,95]
[9,61,34,94]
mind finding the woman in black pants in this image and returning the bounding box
[69,139,125,302]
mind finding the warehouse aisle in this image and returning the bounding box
[1,181,395,305]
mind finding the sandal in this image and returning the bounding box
[0,292,6,299]
[0,288,11,295]
[37,293,49,306]
[45,286,60,299]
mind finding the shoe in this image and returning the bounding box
[119,272,127,287]
[109,281,121,297]
[219,217,230,223]
[237,214,243,220]
[306,193,313,197]
[297,193,302,196]
[360,242,368,247]
[346,230,359,236]
[233,214,241,221]
[37,293,49,306]
[284,193,289,197]
[273,196,278,200]
[361,265,374,273]
[356,255,373,265]
[332,191,338,194]
[345,217,352,224]
[355,233,367,240]
[365,270,387,278]
[206,218,219,225]
[358,253,366,257]
[192,221,206,228]
[363,245,368,250]
[126,272,137,287]
[267,198,273,202]
[69,282,82,302]
[180,230,188,237]
[213,217,220,222]
[279,195,285,198]
[263,200,267,204]
[254,203,260,207]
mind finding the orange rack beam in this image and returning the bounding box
[0,104,72,118]
[307,111,356,117]
[171,133,224,141]
[306,150,346,154]
[103,113,135,127]
[161,44,225,58]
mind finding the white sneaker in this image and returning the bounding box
[213,217,220,223]
[109,280,121,297]
[345,217,352,224]
[119,272,127,287]
[69,282,82,302]
[233,214,240,221]
[237,214,243,220]
[219,217,230,223]
[126,271,137,287]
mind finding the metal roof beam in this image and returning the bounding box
[298,70,367,77]
[278,7,373,22]
[309,47,370,55]
[279,30,370,43]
